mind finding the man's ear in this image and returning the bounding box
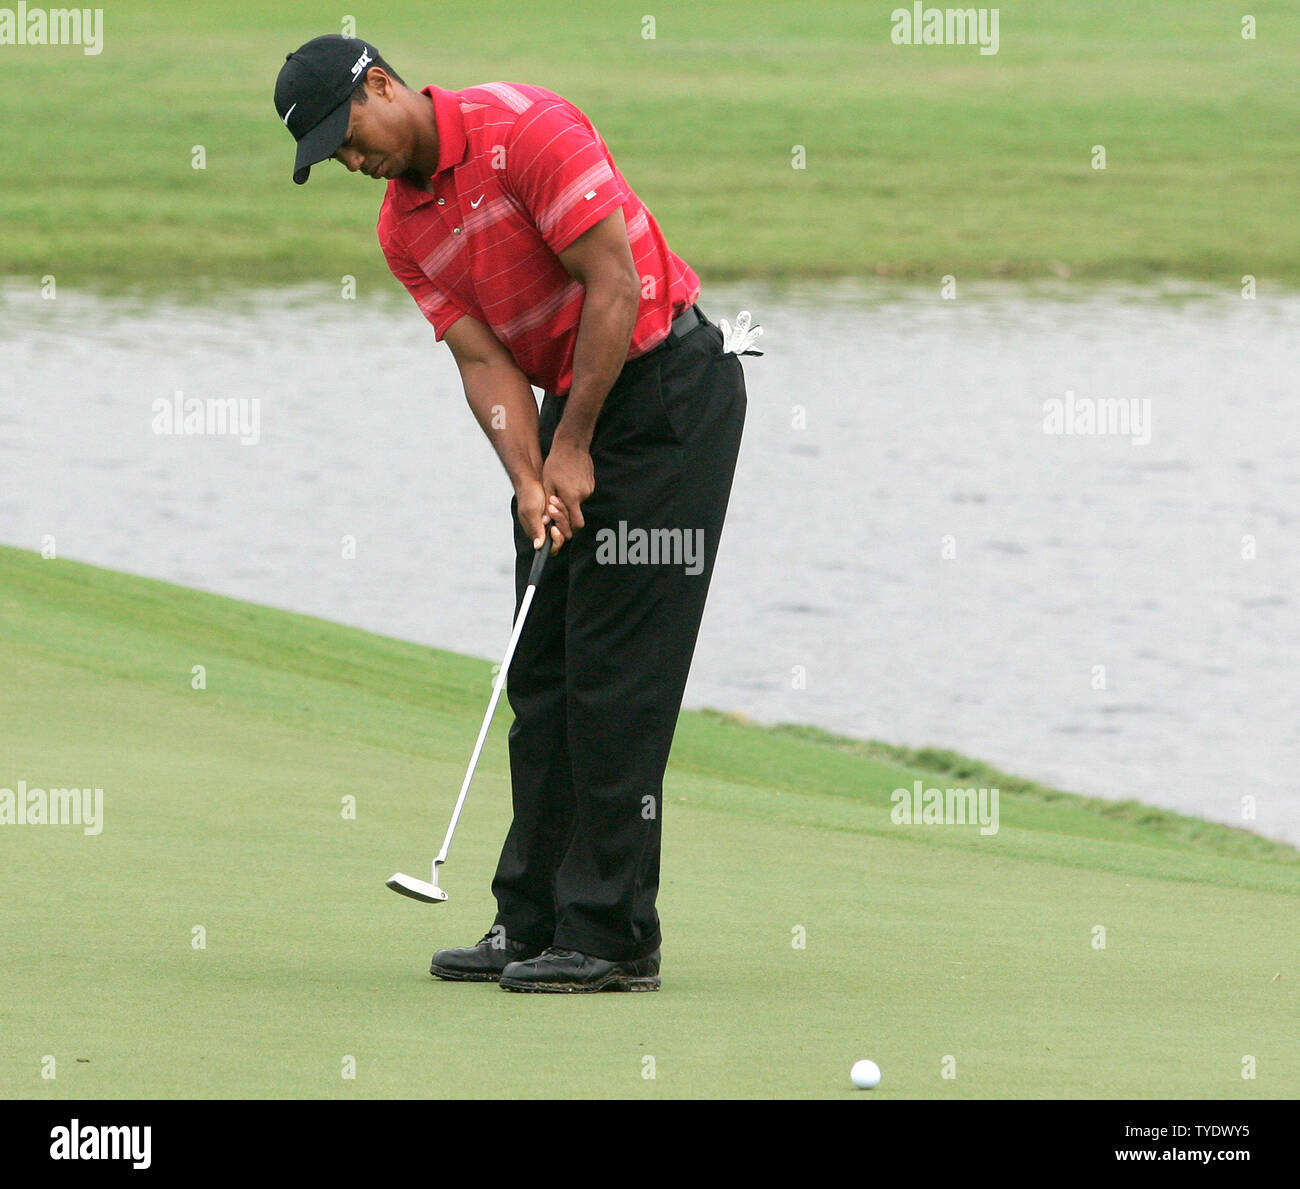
[368,67,397,102]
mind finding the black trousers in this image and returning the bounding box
[492,310,747,961]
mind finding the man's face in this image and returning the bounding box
[332,71,410,180]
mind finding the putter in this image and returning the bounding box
[386,532,553,904]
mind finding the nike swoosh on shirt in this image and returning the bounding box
[470,194,485,208]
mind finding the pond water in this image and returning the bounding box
[2,278,1296,847]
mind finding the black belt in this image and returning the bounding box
[640,305,705,360]
[548,306,706,400]
[669,303,705,340]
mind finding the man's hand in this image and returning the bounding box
[541,436,595,545]
[515,475,564,553]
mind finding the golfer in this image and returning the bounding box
[275,35,751,991]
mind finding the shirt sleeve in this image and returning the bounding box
[379,225,468,341]
[504,100,630,255]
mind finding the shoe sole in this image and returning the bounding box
[429,964,504,982]
[499,973,661,993]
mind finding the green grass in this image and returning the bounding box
[3,1,1298,292]
[0,545,1296,1099]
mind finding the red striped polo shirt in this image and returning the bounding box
[377,82,700,396]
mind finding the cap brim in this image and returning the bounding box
[292,97,352,184]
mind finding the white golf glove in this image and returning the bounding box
[718,310,764,356]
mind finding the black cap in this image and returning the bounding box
[274,35,379,184]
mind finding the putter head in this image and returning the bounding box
[386,871,449,903]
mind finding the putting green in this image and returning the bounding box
[1,546,1295,1098]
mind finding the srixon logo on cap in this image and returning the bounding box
[350,47,372,80]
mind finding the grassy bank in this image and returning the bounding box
[0,545,1295,1098]
[4,0,1298,292]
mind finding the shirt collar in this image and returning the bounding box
[389,85,467,212]
[426,85,467,175]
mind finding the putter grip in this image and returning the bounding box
[527,536,551,587]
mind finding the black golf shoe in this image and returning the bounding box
[499,946,661,993]
[430,930,548,982]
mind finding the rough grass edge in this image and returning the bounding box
[697,709,1299,867]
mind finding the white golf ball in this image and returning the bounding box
[850,1059,881,1089]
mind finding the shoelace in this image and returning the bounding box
[477,930,517,952]
[477,936,581,960]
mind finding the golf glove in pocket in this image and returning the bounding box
[718,310,764,356]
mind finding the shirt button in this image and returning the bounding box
[437,197,445,205]
[453,227,462,235]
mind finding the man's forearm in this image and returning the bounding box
[460,361,545,492]
[552,280,640,449]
